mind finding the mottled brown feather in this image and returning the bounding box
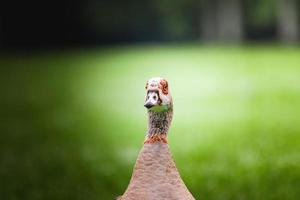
[119,142,195,200]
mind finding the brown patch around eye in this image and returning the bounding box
[159,79,168,95]
[153,91,162,104]
[158,97,162,105]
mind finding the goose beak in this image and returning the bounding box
[144,102,154,109]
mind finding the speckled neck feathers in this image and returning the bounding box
[119,143,195,200]
[147,107,173,136]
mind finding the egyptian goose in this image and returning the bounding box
[118,77,195,200]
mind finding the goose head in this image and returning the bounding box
[144,77,172,112]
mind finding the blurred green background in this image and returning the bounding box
[1,45,299,199]
[1,0,300,199]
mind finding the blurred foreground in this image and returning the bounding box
[0,45,300,199]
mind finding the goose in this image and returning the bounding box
[118,77,195,200]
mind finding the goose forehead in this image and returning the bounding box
[148,91,158,96]
[148,77,163,82]
[147,77,164,88]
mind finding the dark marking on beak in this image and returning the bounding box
[144,102,154,109]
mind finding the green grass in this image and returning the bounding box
[0,44,300,200]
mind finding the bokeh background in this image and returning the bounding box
[1,0,300,199]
